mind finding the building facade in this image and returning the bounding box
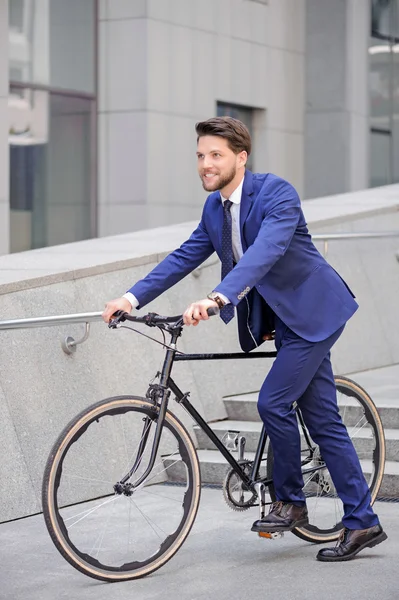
[0,0,397,255]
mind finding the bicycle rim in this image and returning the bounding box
[42,396,201,581]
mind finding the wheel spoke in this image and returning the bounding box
[65,495,120,527]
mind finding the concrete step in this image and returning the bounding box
[164,450,399,498]
[223,393,399,429]
[194,420,399,462]
[194,420,263,453]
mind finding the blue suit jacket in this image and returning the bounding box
[128,171,358,352]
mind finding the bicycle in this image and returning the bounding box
[42,309,386,582]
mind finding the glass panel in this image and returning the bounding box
[371,0,393,39]
[217,102,254,171]
[8,0,38,83]
[49,0,95,93]
[9,0,25,32]
[370,130,391,187]
[392,41,399,181]
[9,88,93,252]
[369,37,392,130]
[8,0,95,93]
[394,1,399,38]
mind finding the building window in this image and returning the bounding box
[217,102,254,171]
[9,88,93,251]
[8,0,97,252]
[369,0,399,187]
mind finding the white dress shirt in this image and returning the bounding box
[123,176,245,309]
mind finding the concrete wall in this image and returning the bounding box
[305,0,370,198]
[0,0,9,255]
[98,0,306,236]
[0,183,398,521]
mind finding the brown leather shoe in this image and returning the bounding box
[251,501,308,533]
[317,525,387,562]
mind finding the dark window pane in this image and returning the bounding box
[8,0,95,93]
[370,130,391,187]
[371,0,392,38]
[9,0,25,32]
[369,37,392,129]
[9,89,93,252]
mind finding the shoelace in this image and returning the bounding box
[336,527,349,546]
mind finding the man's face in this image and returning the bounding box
[197,136,243,192]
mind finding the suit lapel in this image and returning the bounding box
[239,170,254,252]
[215,195,224,255]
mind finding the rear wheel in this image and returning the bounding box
[42,396,201,581]
[266,376,385,543]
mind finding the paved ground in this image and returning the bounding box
[1,364,398,600]
[0,488,396,600]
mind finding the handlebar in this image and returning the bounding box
[108,306,219,329]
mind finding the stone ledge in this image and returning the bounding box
[0,182,398,294]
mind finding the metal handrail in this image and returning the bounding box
[313,232,399,239]
[0,312,103,330]
[0,312,104,355]
[313,231,399,258]
[192,231,399,277]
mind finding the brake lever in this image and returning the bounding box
[108,310,128,329]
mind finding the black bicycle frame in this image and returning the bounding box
[128,328,321,491]
[170,351,277,488]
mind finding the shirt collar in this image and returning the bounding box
[220,176,244,205]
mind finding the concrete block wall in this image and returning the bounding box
[305,0,370,198]
[98,0,305,237]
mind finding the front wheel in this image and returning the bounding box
[266,376,385,544]
[42,396,201,581]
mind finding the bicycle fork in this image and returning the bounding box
[114,388,171,495]
[115,343,178,495]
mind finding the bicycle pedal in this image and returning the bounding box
[258,531,284,540]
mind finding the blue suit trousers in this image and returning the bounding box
[257,317,379,530]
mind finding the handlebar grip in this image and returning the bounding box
[111,310,127,320]
[108,309,129,328]
[207,306,219,317]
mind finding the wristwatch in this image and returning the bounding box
[207,292,226,309]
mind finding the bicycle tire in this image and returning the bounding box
[42,396,201,581]
[266,376,385,544]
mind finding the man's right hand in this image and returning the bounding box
[102,297,133,323]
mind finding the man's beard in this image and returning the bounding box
[201,165,236,191]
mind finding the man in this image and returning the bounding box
[102,117,386,562]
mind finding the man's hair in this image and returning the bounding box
[195,116,251,156]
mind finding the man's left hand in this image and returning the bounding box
[183,298,219,326]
